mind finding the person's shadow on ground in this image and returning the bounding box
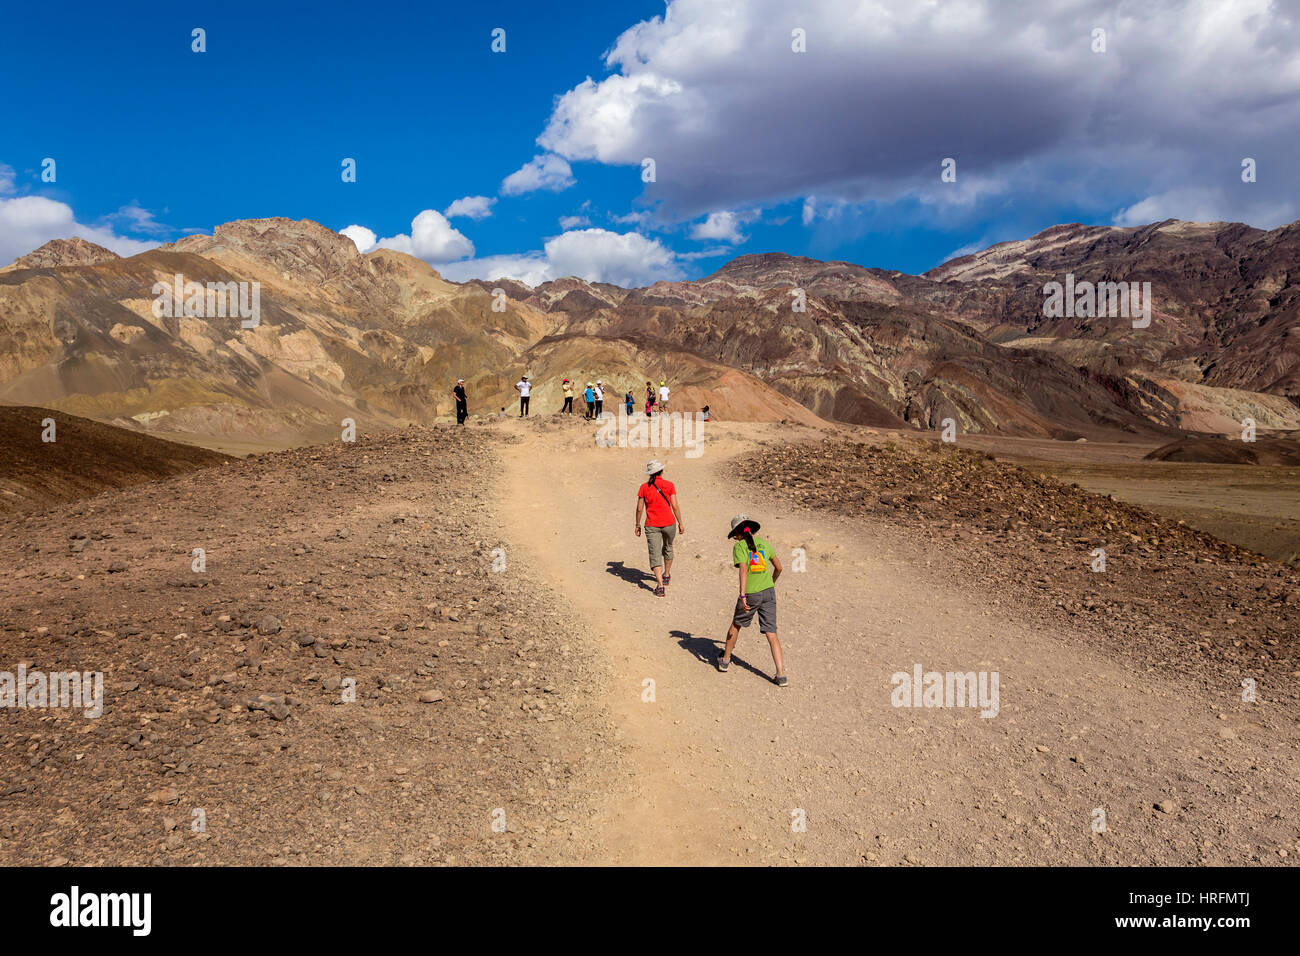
[672,629,768,680]
[606,560,655,592]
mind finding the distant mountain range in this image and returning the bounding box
[1,216,1296,444]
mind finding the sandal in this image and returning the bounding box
[663,574,671,586]
[654,585,666,597]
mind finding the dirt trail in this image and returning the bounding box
[500,419,1299,865]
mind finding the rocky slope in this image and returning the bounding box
[926,220,1300,403]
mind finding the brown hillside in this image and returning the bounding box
[2,237,121,273]
[0,405,228,512]
[1144,436,1300,465]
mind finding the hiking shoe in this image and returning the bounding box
[654,585,666,597]
[717,656,730,672]
[774,675,788,687]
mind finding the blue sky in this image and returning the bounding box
[2,0,1297,284]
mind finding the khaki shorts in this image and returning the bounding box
[645,524,676,569]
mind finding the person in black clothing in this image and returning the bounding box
[453,378,468,425]
[515,375,531,416]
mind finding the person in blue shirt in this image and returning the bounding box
[583,383,595,420]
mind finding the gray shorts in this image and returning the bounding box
[732,587,777,632]
[645,524,676,568]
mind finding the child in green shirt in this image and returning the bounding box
[719,514,787,686]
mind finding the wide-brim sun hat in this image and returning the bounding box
[645,459,664,475]
[728,514,761,538]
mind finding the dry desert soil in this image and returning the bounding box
[1,412,1297,866]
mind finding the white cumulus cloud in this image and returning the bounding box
[440,253,554,288]
[0,193,157,266]
[444,195,496,220]
[545,228,679,286]
[690,210,756,243]
[340,225,378,253]
[1113,187,1296,230]
[347,210,474,263]
[801,198,815,227]
[500,154,576,196]
[439,228,681,288]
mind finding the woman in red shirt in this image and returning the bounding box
[634,459,685,597]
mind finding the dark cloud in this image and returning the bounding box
[535,0,1300,227]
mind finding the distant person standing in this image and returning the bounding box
[593,380,605,417]
[634,459,685,597]
[625,389,634,417]
[717,514,786,687]
[452,378,468,426]
[515,375,531,417]
[584,382,595,420]
[645,381,656,417]
[658,380,670,413]
[562,378,574,414]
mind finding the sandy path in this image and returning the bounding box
[499,419,1299,865]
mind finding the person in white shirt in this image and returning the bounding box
[658,380,670,412]
[515,375,531,417]
[593,381,605,417]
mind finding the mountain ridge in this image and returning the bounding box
[2,215,1297,445]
